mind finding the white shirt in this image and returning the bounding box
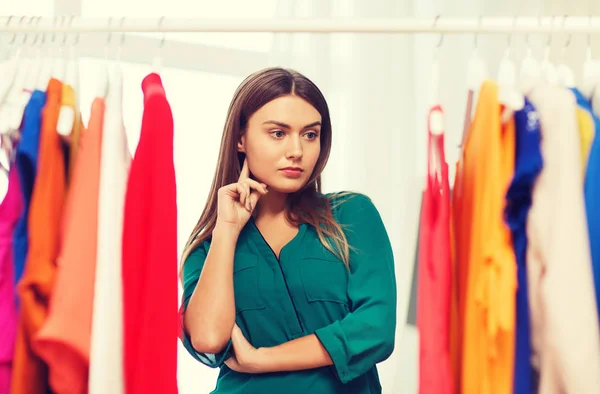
[527,83,600,394]
[89,64,131,394]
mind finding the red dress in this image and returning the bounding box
[122,73,178,394]
[416,105,453,394]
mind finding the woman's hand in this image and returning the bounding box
[224,324,265,374]
[216,158,268,233]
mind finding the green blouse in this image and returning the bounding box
[179,192,397,394]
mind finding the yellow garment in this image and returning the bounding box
[575,107,594,173]
[460,80,517,394]
[61,84,84,184]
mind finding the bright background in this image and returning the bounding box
[1,0,599,393]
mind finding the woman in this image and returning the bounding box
[179,67,397,393]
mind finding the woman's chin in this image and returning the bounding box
[262,179,306,194]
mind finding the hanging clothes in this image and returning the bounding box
[504,98,543,394]
[13,90,46,287]
[0,169,23,393]
[460,80,516,394]
[526,84,600,394]
[61,84,84,185]
[416,106,453,394]
[122,73,178,394]
[88,68,129,394]
[449,86,476,394]
[572,87,600,320]
[573,103,595,174]
[34,97,105,394]
[11,78,66,394]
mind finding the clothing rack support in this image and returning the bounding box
[0,16,600,34]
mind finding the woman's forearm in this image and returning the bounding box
[257,334,333,373]
[184,224,239,353]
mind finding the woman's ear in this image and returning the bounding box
[237,135,246,153]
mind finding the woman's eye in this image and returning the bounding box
[305,131,318,140]
[270,130,285,138]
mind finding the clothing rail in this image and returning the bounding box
[1,16,600,34]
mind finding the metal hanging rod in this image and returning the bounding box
[0,16,599,34]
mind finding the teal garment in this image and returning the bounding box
[180,192,397,394]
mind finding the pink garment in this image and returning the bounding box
[0,169,24,393]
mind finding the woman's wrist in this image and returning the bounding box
[213,222,240,241]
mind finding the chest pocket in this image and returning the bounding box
[300,254,349,308]
[233,253,266,313]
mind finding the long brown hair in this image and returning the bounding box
[180,67,353,276]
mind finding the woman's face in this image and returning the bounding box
[238,94,322,194]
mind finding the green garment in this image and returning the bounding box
[180,193,397,394]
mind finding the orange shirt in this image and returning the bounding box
[34,98,105,394]
[449,91,476,394]
[11,79,65,394]
[459,81,517,394]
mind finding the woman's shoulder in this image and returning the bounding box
[322,191,379,221]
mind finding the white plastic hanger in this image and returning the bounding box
[0,17,33,135]
[6,17,43,134]
[541,16,558,85]
[429,16,443,136]
[51,16,67,82]
[151,17,165,74]
[466,22,488,93]
[36,25,53,91]
[57,17,79,137]
[24,18,44,93]
[518,27,541,94]
[95,19,112,99]
[581,16,600,100]
[497,17,524,123]
[109,18,125,100]
[556,16,576,88]
[461,18,487,149]
[0,17,20,106]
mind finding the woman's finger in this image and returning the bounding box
[240,179,268,195]
[235,183,248,208]
[238,158,250,182]
[241,183,251,210]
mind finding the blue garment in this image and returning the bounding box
[571,88,600,317]
[13,90,46,286]
[505,98,543,394]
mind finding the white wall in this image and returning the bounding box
[1,0,599,393]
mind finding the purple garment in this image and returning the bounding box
[0,168,24,392]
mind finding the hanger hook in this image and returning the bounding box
[40,16,47,47]
[23,16,35,46]
[6,16,16,46]
[61,15,69,47]
[107,17,113,46]
[588,14,593,61]
[17,16,26,46]
[563,14,571,49]
[158,16,166,48]
[546,15,554,48]
[31,16,40,47]
[70,15,79,46]
[51,15,60,45]
[120,17,126,46]
[474,15,482,49]
[507,14,517,47]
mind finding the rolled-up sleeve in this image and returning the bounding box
[178,243,233,368]
[314,194,397,384]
